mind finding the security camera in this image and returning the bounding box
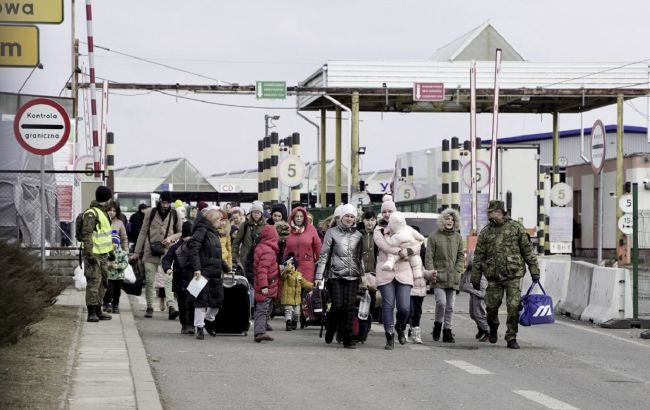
[608,191,615,197]
[643,179,649,185]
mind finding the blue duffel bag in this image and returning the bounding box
[519,281,555,326]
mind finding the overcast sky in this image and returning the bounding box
[2,0,650,176]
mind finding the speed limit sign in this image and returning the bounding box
[278,155,305,187]
[550,183,572,206]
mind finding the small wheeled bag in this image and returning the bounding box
[519,281,555,326]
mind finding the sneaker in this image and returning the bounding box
[254,333,274,342]
[102,304,112,313]
[507,339,520,349]
[168,306,180,321]
[112,305,120,314]
[144,307,154,318]
[196,327,205,340]
[478,332,490,342]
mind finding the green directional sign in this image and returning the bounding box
[256,81,286,99]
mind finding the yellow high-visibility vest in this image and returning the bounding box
[85,207,113,254]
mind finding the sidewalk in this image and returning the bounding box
[57,288,162,410]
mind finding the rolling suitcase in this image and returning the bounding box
[300,288,326,329]
[205,272,251,335]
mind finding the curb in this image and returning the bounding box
[123,295,163,410]
[59,305,83,410]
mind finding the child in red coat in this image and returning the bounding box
[253,225,280,342]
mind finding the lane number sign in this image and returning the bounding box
[550,182,573,206]
[278,155,305,187]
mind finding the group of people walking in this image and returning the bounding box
[81,186,540,350]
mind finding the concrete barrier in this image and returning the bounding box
[556,261,594,318]
[521,256,571,308]
[580,267,633,324]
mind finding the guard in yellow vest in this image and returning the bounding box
[82,186,115,322]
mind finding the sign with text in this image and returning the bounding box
[256,81,286,99]
[0,24,39,67]
[413,82,445,102]
[14,98,70,155]
[590,119,606,175]
[0,0,63,24]
[549,206,573,254]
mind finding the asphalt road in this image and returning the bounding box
[132,293,650,410]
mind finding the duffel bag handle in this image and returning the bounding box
[525,280,547,296]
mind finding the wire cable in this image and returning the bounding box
[542,58,650,88]
[79,41,234,85]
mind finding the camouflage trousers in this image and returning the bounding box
[84,254,109,305]
[485,278,521,342]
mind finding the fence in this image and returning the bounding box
[0,170,94,253]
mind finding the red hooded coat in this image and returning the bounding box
[283,207,322,283]
[254,225,280,302]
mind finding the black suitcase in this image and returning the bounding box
[205,273,251,335]
[121,260,145,296]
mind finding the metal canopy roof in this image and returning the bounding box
[115,158,216,193]
[297,60,650,113]
[431,22,525,62]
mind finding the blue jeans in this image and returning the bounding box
[378,280,412,333]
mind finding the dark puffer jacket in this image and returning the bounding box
[187,217,230,308]
[425,208,465,290]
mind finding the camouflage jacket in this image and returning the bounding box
[107,248,130,281]
[471,217,539,284]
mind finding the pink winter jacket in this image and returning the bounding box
[373,221,416,288]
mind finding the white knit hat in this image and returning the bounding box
[381,195,397,213]
[333,204,345,218]
[339,204,357,218]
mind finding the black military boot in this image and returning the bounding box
[488,325,498,344]
[86,305,99,322]
[507,339,520,349]
[432,322,442,341]
[442,329,455,343]
[96,305,112,320]
[286,320,292,331]
[384,332,395,350]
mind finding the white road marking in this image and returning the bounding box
[555,320,650,350]
[513,390,578,410]
[444,360,493,375]
[408,345,430,351]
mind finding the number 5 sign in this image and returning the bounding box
[278,156,305,187]
[550,182,572,206]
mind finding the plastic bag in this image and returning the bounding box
[74,264,87,291]
[155,265,165,288]
[123,264,136,284]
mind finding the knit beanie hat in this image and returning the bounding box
[174,199,184,209]
[197,201,208,211]
[333,204,345,218]
[271,203,288,221]
[249,201,264,214]
[380,196,397,213]
[95,186,112,203]
[274,220,290,240]
[111,230,120,246]
[340,204,357,218]
[160,191,173,203]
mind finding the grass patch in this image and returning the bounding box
[0,305,80,409]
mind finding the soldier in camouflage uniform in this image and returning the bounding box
[471,200,540,349]
[82,186,115,322]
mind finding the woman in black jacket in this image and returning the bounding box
[187,209,231,340]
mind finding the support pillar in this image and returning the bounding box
[263,135,271,203]
[270,132,279,203]
[441,139,450,210]
[257,139,264,201]
[616,94,625,263]
[335,107,342,206]
[320,108,327,207]
[552,112,560,185]
[106,131,114,192]
[451,137,460,210]
[351,91,360,193]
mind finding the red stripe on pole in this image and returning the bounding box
[85,4,92,19]
[90,99,97,115]
[89,68,95,83]
[92,130,99,145]
[87,36,94,52]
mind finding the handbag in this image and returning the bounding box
[148,209,174,257]
[519,281,555,326]
[122,260,145,296]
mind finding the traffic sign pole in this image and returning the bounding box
[40,155,45,271]
[632,183,639,319]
